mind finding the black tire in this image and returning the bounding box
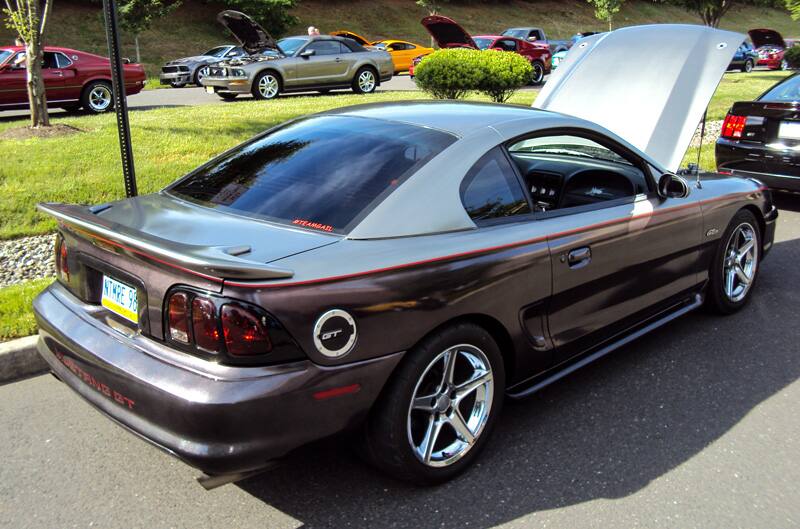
[170,81,187,88]
[193,67,207,86]
[251,70,281,100]
[363,322,505,484]
[80,81,113,114]
[706,209,761,314]
[530,60,545,85]
[352,66,378,94]
[217,93,239,101]
[741,59,754,73]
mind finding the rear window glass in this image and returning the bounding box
[759,74,800,103]
[168,116,456,233]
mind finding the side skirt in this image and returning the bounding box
[506,292,704,399]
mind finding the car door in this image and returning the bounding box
[505,132,703,364]
[393,42,417,71]
[39,52,68,102]
[52,51,80,102]
[294,40,349,85]
[0,52,27,106]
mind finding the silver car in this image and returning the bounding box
[159,45,247,88]
[202,11,393,100]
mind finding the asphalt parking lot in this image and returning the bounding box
[1,195,799,529]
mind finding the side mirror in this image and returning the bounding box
[658,173,691,199]
[528,36,537,42]
[299,49,315,58]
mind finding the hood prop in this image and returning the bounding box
[695,109,706,189]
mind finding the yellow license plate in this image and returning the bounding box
[101,275,139,324]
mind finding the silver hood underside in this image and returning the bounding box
[533,24,742,173]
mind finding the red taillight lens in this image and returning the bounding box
[55,235,70,282]
[221,304,272,356]
[721,113,747,139]
[192,297,221,352]
[167,292,190,344]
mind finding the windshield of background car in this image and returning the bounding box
[277,37,307,55]
[759,75,800,102]
[0,49,11,64]
[473,38,493,50]
[509,135,632,165]
[168,116,457,233]
[204,47,229,57]
[502,29,526,39]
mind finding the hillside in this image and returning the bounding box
[0,0,796,76]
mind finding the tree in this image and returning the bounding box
[586,0,624,31]
[118,0,181,64]
[222,0,297,37]
[3,0,54,127]
[788,0,800,20]
[676,0,735,27]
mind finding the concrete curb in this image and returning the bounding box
[0,335,47,384]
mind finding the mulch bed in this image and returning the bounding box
[0,124,83,141]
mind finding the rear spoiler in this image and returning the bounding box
[38,202,294,281]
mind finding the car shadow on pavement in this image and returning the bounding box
[236,236,800,529]
[774,192,800,213]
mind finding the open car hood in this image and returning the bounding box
[748,28,786,49]
[329,30,371,46]
[534,24,741,173]
[421,15,477,49]
[217,10,277,54]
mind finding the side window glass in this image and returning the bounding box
[42,52,57,69]
[461,147,530,222]
[338,42,352,53]
[55,53,72,68]
[308,41,341,56]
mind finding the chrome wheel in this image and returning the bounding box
[195,67,208,85]
[407,344,494,468]
[257,74,279,99]
[88,85,112,111]
[723,223,758,303]
[531,62,544,84]
[357,70,376,93]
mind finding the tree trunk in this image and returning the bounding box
[608,17,612,32]
[134,34,141,64]
[25,12,49,127]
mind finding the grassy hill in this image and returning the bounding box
[0,0,796,76]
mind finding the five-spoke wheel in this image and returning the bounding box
[81,81,113,114]
[252,71,281,100]
[353,67,377,94]
[707,209,761,313]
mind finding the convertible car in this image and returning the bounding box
[159,45,248,87]
[372,40,434,73]
[201,11,393,100]
[34,25,776,487]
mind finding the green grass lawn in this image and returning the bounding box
[0,278,52,341]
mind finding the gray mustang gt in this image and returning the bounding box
[159,45,248,88]
[34,25,777,486]
[201,11,394,100]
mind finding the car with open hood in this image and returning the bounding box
[0,46,146,113]
[201,11,393,100]
[159,45,248,88]
[716,72,800,192]
[34,24,776,487]
[420,15,552,84]
[328,31,434,73]
[749,28,789,70]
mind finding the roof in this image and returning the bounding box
[326,100,548,137]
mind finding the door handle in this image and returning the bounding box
[53,71,63,76]
[567,247,591,269]
[334,57,343,62]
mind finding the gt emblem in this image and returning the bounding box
[706,228,720,237]
[313,310,357,358]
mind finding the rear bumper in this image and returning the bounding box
[716,139,800,193]
[33,283,402,475]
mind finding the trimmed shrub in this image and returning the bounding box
[415,48,533,102]
[784,47,800,69]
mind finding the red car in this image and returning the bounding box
[749,28,790,71]
[413,15,551,84]
[0,46,146,113]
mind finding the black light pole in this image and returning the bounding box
[101,0,138,198]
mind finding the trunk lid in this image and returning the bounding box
[727,100,800,145]
[533,24,742,173]
[748,28,786,50]
[421,15,478,50]
[217,10,278,54]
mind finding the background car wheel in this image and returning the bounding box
[741,59,754,73]
[363,322,505,484]
[352,67,377,94]
[81,81,113,113]
[251,71,281,100]
[529,61,545,85]
[169,81,187,88]
[217,93,239,101]
[706,209,761,314]
[194,67,208,86]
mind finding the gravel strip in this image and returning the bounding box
[0,234,56,288]
[690,119,722,148]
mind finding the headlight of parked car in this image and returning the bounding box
[231,68,246,78]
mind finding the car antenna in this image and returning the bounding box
[695,109,707,189]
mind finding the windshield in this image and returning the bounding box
[277,37,307,56]
[0,49,12,64]
[759,74,800,103]
[168,116,456,233]
[473,38,493,50]
[502,29,527,40]
[509,135,632,165]
[203,47,229,57]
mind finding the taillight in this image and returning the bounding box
[167,292,190,344]
[55,234,70,283]
[192,297,222,352]
[721,113,746,139]
[221,304,272,356]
